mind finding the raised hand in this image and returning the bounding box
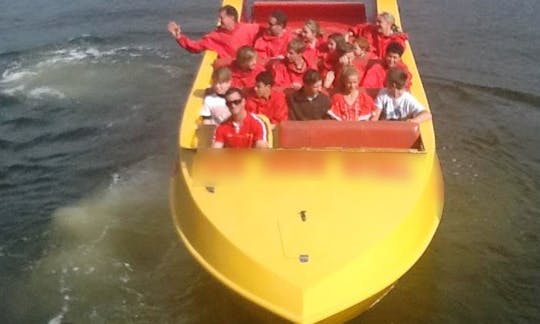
[167,21,182,39]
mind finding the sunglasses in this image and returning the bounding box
[226,99,243,107]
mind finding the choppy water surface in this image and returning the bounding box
[1,0,539,323]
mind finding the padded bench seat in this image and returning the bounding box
[276,120,423,150]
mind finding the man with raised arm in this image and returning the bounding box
[167,5,260,59]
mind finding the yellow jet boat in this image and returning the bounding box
[170,0,444,322]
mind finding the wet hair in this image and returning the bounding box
[303,69,322,85]
[378,12,401,33]
[255,71,274,86]
[236,46,257,65]
[353,36,370,51]
[270,10,287,27]
[220,5,239,22]
[304,19,322,37]
[212,66,232,83]
[328,33,346,47]
[336,42,354,57]
[386,42,405,56]
[385,67,408,89]
[287,38,306,53]
[225,87,244,99]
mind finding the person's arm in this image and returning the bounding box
[211,141,224,148]
[254,140,269,148]
[327,94,343,121]
[370,107,382,121]
[167,21,209,54]
[408,110,432,123]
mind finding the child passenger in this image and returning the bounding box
[229,46,265,88]
[327,67,376,121]
[245,71,288,127]
[361,42,411,90]
[271,38,310,89]
[200,66,232,125]
[372,67,431,123]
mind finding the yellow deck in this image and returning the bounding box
[170,0,444,322]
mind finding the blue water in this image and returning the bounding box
[1,0,539,323]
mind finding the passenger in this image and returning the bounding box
[212,88,270,148]
[167,5,260,59]
[361,42,412,90]
[200,66,233,125]
[253,10,294,62]
[327,67,376,121]
[245,71,288,128]
[299,19,324,69]
[351,36,378,78]
[323,42,355,89]
[271,38,310,89]
[229,46,265,88]
[347,12,408,59]
[286,69,331,121]
[372,67,431,123]
[319,32,347,80]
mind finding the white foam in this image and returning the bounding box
[1,85,25,96]
[1,69,37,83]
[28,87,66,99]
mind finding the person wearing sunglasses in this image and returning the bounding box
[212,88,269,148]
[253,10,293,63]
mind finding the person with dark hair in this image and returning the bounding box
[167,5,260,59]
[372,67,431,123]
[286,69,331,121]
[271,38,311,89]
[245,71,288,127]
[360,42,412,90]
[347,11,408,59]
[253,10,294,62]
[212,87,269,148]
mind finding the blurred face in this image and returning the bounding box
[225,92,245,116]
[301,26,315,41]
[385,82,403,98]
[343,74,359,93]
[353,44,366,56]
[254,82,271,98]
[240,57,257,70]
[219,11,236,31]
[327,39,337,52]
[304,80,322,96]
[376,15,392,34]
[286,49,301,62]
[385,52,401,67]
[213,80,232,95]
[268,17,284,36]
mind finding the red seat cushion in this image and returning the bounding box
[277,120,422,149]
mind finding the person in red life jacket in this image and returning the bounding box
[253,10,294,64]
[298,19,324,69]
[360,42,412,91]
[286,69,331,121]
[228,46,265,89]
[372,67,431,123]
[200,66,232,125]
[351,36,378,79]
[347,11,408,59]
[323,41,355,90]
[167,5,260,59]
[271,38,311,89]
[245,71,288,128]
[319,33,346,85]
[212,87,269,148]
[328,67,376,121]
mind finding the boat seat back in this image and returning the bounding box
[251,1,367,30]
[276,121,423,150]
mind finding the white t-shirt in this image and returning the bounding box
[375,89,425,121]
[200,93,231,124]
